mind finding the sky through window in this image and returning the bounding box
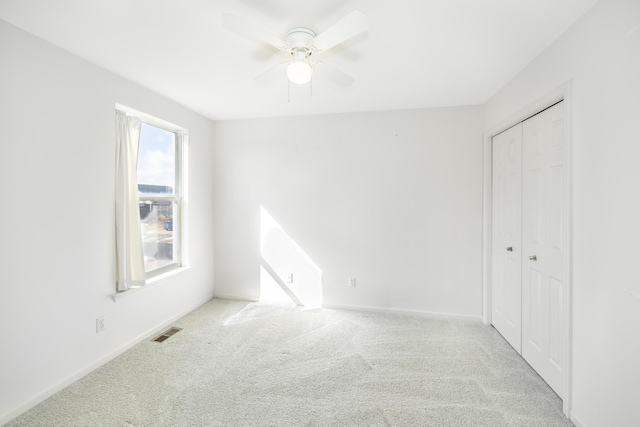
[137,123,175,191]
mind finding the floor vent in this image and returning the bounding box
[152,327,183,343]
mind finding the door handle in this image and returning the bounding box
[528,255,537,261]
[506,247,513,252]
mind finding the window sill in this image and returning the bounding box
[113,266,192,302]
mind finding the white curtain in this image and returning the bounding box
[115,110,146,291]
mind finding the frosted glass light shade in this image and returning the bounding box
[287,61,312,84]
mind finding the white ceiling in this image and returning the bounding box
[0,0,597,120]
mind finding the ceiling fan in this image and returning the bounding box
[221,10,369,89]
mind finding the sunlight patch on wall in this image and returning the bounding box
[260,206,323,307]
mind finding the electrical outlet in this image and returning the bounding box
[286,273,294,284]
[96,316,105,333]
[348,277,357,288]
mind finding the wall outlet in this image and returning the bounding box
[96,316,105,333]
[286,273,294,284]
[348,277,357,288]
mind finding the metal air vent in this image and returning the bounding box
[152,327,183,343]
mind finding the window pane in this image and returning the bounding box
[139,200,176,272]
[137,123,176,194]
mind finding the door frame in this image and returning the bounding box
[482,82,573,417]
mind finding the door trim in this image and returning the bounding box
[482,82,573,417]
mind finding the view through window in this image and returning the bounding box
[137,122,183,274]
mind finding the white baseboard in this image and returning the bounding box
[212,295,482,322]
[0,295,213,426]
[322,302,483,322]
[213,293,259,302]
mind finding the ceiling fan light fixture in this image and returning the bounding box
[287,61,313,85]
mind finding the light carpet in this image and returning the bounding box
[6,298,574,426]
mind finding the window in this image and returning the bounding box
[115,107,187,291]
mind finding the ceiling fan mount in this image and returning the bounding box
[285,27,317,50]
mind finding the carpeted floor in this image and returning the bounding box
[6,299,574,426]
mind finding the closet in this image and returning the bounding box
[491,101,565,398]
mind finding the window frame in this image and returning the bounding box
[117,104,188,282]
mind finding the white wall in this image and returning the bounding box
[484,0,640,425]
[212,107,483,318]
[0,20,216,423]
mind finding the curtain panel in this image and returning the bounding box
[115,110,146,291]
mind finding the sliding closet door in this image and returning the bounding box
[521,101,565,397]
[491,124,523,353]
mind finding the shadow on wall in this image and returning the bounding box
[260,206,323,307]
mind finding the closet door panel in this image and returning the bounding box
[522,102,565,398]
[491,124,523,353]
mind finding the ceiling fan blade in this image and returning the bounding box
[311,11,369,53]
[313,61,355,87]
[221,12,289,51]
[254,61,288,83]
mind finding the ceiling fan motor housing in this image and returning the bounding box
[286,27,316,49]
